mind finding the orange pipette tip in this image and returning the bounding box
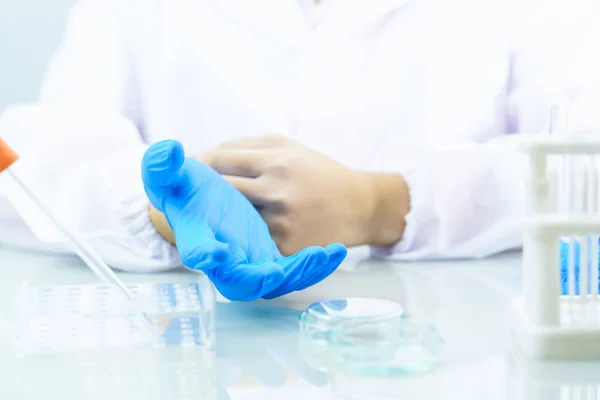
[0,138,19,173]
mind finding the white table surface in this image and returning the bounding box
[1,244,598,400]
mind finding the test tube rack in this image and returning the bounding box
[511,135,600,360]
[511,346,600,400]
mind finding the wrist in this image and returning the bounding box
[149,205,177,245]
[358,171,410,247]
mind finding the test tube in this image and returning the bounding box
[0,138,157,335]
[548,96,570,137]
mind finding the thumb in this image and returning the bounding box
[142,140,230,269]
[141,139,196,212]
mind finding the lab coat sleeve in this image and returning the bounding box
[0,0,182,272]
[372,0,600,260]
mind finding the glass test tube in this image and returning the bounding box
[0,138,158,335]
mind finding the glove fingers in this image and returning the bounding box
[324,243,348,265]
[209,259,285,302]
[141,140,195,211]
[261,247,328,300]
[292,243,347,292]
[176,219,229,272]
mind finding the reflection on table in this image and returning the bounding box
[1,246,600,399]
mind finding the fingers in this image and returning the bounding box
[293,243,347,292]
[262,244,347,299]
[208,244,347,301]
[141,140,195,210]
[142,140,186,193]
[221,175,269,206]
[209,253,285,301]
[324,243,348,265]
[261,246,328,300]
[207,148,271,177]
[218,135,290,149]
[142,140,232,273]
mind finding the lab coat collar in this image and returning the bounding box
[215,0,417,46]
[321,0,418,39]
[215,0,311,47]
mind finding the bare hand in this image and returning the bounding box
[199,135,378,256]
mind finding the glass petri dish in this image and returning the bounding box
[299,298,404,343]
[328,319,444,399]
[298,298,404,370]
[329,318,443,376]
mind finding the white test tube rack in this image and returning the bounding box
[511,135,600,360]
[511,347,600,400]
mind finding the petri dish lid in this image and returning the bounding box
[298,298,405,371]
[305,298,404,322]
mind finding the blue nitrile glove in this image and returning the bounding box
[141,140,347,301]
[560,237,600,295]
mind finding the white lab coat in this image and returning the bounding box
[0,0,598,272]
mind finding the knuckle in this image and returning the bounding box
[266,189,291,210]
[271,154,294,175]
[269,216,291,236]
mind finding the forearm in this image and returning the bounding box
[361,172,410,247]
[149,205,176,245]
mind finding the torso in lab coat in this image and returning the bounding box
[130,0,514,173]
[3,0,584,266]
